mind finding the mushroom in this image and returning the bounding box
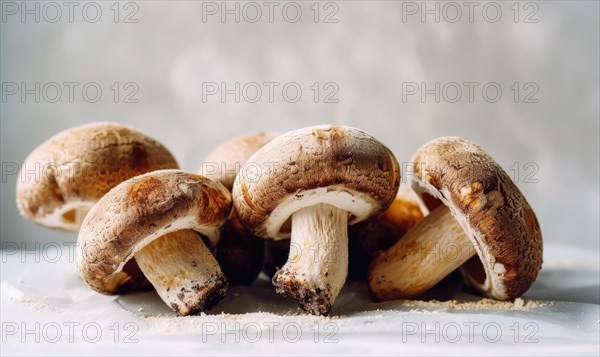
[200,132,278,285]
[368,137,543,301]
[16,122,178,230]
[233,125,400,315]
[77,170,231,315]
[348,185,424,280]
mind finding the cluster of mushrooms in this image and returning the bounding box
[16,123,542,316]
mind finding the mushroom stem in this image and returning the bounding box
[368,205,475,301]
[134,229,228,316]
[272,203,348,315]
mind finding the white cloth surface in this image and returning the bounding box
[1,243,598,356]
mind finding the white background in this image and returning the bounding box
[1,1,598,251]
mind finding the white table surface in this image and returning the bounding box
[1,243,598,356]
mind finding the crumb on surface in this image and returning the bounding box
[397,297,549,311]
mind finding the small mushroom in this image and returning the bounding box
[233,125,400,315]
[77,170,231,315]
[348,185,424,280]
[16,122,178,230]
[368,137,543,301]
[201,132,278,285]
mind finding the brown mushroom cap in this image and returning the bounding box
[233,125,400,238]
[409,136,542,299]
[202,132,280,191]
[77,170,231,294]
[16,122,178,231]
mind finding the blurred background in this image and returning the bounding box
[1,1,598,257]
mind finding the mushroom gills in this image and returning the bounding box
[134,229,228,316]
[272,203,349,315]
[368,205,476,301]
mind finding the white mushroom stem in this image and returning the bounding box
[272,203,348,315]
[368,205,476,301]
[134,229,227,316]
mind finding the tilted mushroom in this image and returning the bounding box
[348,185,424,280]
[201,132,279,285]
[368,137,543,301]
[77,170,231,315]
[233,125,400,315]
[16,122,178,230]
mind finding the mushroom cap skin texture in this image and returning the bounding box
[409,136,543,300]
[233,125,400,239]
[202,132,280,191]
[16,122,178,231]
[348,185,424,280]
[77,169,231,295]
